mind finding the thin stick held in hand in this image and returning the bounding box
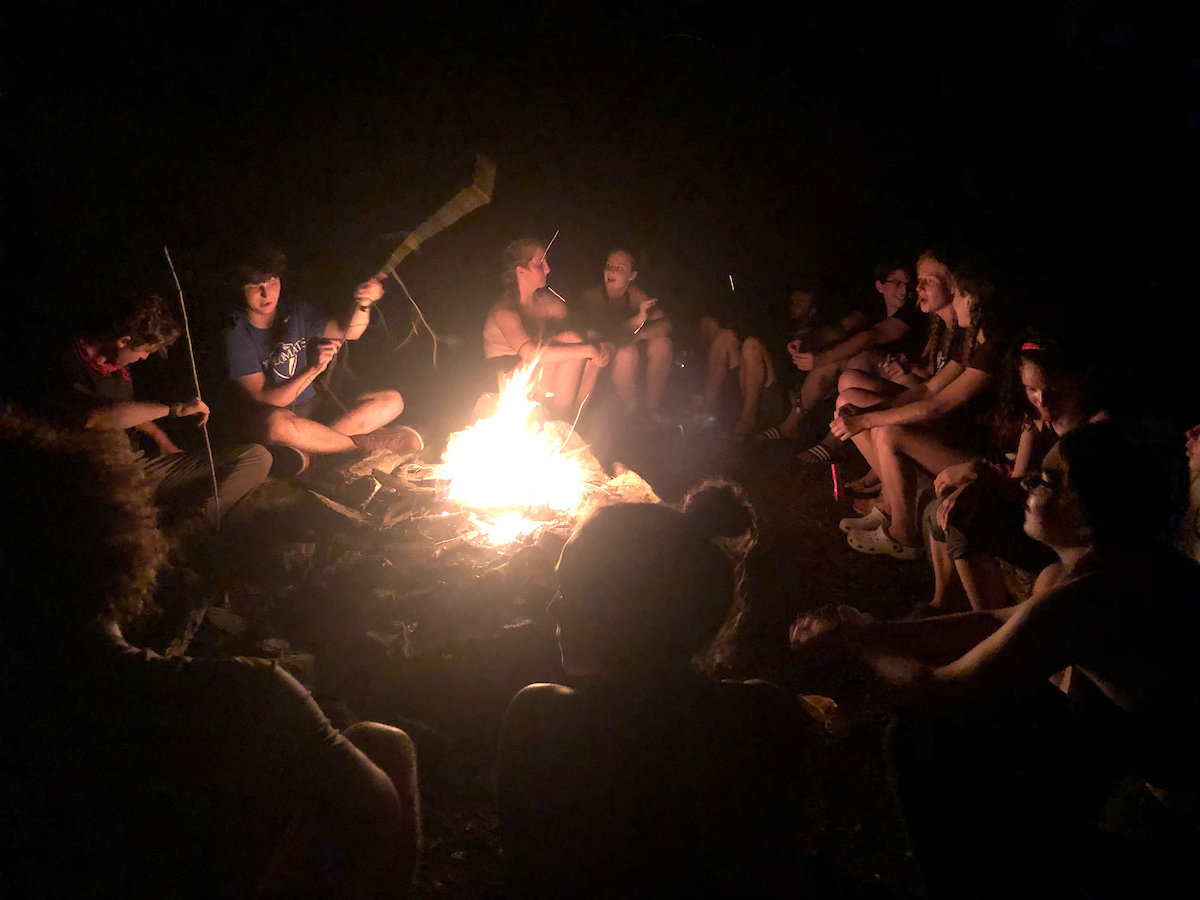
[388,265,439,369]
[164,245,222,530]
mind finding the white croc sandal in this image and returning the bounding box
[846,524,923,560]
[839,507,889,534]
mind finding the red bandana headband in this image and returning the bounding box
[74,338,131,382]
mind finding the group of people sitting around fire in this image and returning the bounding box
[2,236,1198,898]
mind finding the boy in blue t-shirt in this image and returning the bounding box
[224,250,422,461]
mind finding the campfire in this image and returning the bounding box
[438,363,593,545]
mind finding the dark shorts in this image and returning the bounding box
[924,479,1057,573]
[481,354,522,393]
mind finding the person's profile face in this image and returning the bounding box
[789,290,814,320]
[603,252,636,295]
[1185,425,1200,473]
[951,286,974,329]
[876,269,910,308]
[243,275,281,316]
[114,337,159,367]
[519,249,550,289]
[1022,447,1087,547]
[1021,362,1082,432]
[916,260,952,314]
[551,540,607,677]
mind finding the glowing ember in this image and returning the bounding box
[439,363,589,542]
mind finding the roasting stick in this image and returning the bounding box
[163,245,222,530]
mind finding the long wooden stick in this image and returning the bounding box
[374,154,496,280]
[164,246,221,530]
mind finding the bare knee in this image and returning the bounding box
[556,331,584,344]
[380,389,404,418]
[837,370,864,392]
[741,338,765,365]
[646,334,672,361]
[614,345,639,368]
[359,390,404,418]
[875,423,904,448]
[264,409,299,445]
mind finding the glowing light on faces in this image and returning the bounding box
[438,362,590,544]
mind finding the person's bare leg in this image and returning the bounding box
[643,334,673,411]
[930,537,957,610]
[610,345,639,411]
[327,390,405,436]
[874,425,921,546]
[343,722,422,894]
[265,409,357,454]
[544,332,588,420]
[735,339,768,434]
[885,425,978,484]
[797,362,841,417]
[954,554,1012,611]
[576,359,605,416]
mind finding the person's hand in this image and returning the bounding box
[311,338,341,372]
[638,296,658,319]
[936,484,967,531]
[879,356,906,381]
[592,342,615,367]
[354,279,384,307]
[830,412,863,441]
[792,351,817,371]
[154,435,184,456]
[790,604,873,662]
[934,459,984,497]
[175,398,210,427]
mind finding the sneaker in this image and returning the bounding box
[352,425,425,456]
[846,524,923,560]
[838,506,889,533]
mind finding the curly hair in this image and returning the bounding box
[88,293,181,354]
[0,410,166,645]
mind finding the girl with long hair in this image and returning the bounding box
[482,238,611,420]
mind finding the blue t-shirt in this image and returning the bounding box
[225,303,328,405]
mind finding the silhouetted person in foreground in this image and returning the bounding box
[794,422,1200,898]
[0,410,421,897]
[498,482,810,899]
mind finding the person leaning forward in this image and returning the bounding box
[34,291,271,542]
[224,248,423,464]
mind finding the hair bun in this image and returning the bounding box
[682,480,757,543]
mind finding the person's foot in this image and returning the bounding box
[755,427,792,443]
[839,506,889,533]
[845,474,881,495]
[352,425,425,457]
[797,443,833,464]
[846,525,923,560]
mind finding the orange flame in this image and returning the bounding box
[439,363,589,544]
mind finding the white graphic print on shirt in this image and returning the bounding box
[268,338,307,380]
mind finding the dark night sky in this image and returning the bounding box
[3,2,1198,404]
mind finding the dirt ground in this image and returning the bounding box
[166,399,933,898]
